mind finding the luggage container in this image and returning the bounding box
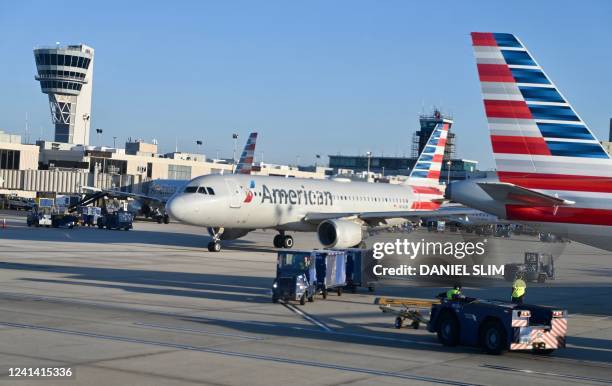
[342,248,376,293]
[315,250,347,298]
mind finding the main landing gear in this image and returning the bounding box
[273,232,294,249]
[207,227,224,252]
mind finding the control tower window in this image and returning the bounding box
[77,57,84,68]
[83,58,91,69]
[50,55,57,65]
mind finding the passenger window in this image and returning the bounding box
[207,187,215,195]
[197,187,207,194]
[184,186,198,193]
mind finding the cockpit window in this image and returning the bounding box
[206,187,215,195]
[197,187,207,194]
[184,186,198,193]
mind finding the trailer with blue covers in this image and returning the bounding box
[315,250,347,298]
[342,248,376,293]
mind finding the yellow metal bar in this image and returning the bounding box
[375,297,438,308]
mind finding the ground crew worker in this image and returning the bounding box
[446,284,463,300]
[511,277,526,304]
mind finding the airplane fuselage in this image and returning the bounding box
[166,174,440,232]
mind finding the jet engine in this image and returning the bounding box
[317,219,363,248]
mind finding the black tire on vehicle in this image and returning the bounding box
[272,296,279,304]
[411,321,420,329]
[437,312,460,346]
[480,320,507,355]
[163,215,170,224]
[308,293,315,303]
[532,349,555,355]
[299,294,306,305]
[394,317,403,329]
[322,289,328,299]
[537,274,546,283]
[337,287,342,296]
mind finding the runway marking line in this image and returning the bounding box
[134,322,264,341]
[0,320,482,386]
[282,302,333,333]
[481,364,612,384]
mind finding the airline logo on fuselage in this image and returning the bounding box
[260,184,333,206]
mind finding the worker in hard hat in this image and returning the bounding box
[511,277,527,304]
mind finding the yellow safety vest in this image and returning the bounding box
[446,288,460,300]
[512,279,526,298]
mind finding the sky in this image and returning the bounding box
[0,0,611,169]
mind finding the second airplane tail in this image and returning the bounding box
[471,32,612,189]
[235,132,258,175]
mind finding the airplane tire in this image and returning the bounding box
[273,235,283,248]
[282,235,294,249]
[208,241,221,252]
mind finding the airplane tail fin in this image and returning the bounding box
[235,132,258,174]
[471,32,611,186]
[406,122,449,186]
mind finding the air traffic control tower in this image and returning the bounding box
[34,44,94,145]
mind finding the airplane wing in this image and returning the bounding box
[477,182,575,206]
[304,206,472,225]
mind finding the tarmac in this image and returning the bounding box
[0,211,610,386]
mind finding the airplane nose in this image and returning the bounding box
[165,195,184,221]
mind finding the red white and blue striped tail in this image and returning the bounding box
[235,132,258,174]
[471,32,611,184]
[407,122,449,187]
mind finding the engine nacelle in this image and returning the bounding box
[317,219,363,248]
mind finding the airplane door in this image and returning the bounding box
[225,178,242,208]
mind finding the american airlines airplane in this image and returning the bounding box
[166,123,459,252]
[82,133,259,221]
[447,32,612,251]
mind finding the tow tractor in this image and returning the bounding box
[504,252,555,283]
[97,210,134,230]
[377,296,567,355]
[272,251,317,305]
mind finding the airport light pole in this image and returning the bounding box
[96,128,103,146]
[232,133,238,173]
[446,160,452,185]
[113,136,117,148]
[366,151,372,182]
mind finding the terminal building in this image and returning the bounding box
[328,110,478,182]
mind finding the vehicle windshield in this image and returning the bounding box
[278,253,311,272]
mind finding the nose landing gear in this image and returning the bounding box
[207,227,224,252]
[273,232,294,249]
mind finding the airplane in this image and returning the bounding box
[166,122,466,252]
[446,32,612,251]
[79,132,259,222]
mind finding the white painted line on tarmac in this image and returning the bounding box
[481,364,612,384]
[133,322,264,340]
[282,302,333,333]
[0,321,482,386]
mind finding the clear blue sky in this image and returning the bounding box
[1,0,610,169]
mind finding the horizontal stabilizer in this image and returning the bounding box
[477,182,575,206]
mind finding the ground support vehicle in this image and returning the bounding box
[377,297,435,330]
[504,252,555,283]
[428,297,566,354]
[272,250,317,305]
[97,211,134,230]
